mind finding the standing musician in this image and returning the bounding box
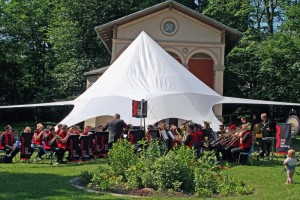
[231,124,253,164]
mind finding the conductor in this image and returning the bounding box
[104,113,127,146]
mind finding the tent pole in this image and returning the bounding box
[140,99,143,130]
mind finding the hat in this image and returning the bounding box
[203,121,211,124]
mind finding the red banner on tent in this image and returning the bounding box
[132,100,147,118]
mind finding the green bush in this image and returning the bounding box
[87,140,253,197]
[108,139,137,177]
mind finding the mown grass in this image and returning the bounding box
[0,137,299,199]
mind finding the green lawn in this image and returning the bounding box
[0,137,299,199]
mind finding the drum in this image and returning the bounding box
[286,115,300,136]
[253,123,263,139]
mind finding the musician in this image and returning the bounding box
[56,124,71,163]
[55,124,63,135]
[215,124,226,161]
[202,121,214,149]
[259,113,275,157]
[223,124,239,162]
[184,124,202,154]
[32,123,46,160]
[250,113,260,131]
[104,113,127,145]
[170,125,183,146]
[96,125,103,132]
[44,126,65,165]
[0,125,20,160]
[241,117,248,125]
[80,125,92,136]
[231,124,253,164]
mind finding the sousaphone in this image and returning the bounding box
[286,115,300,136]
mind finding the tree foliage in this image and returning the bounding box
[0,0,299,122]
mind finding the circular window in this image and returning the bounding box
[161,18,178,35]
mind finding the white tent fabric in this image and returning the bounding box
[0,101,74,108]
[1,31,300,130]
[58,31,300,130]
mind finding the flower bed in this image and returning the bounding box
[81,139,253,197]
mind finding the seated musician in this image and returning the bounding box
[96,125,103,132]
[259,113,276,157]
[80,125,92,136]
[32,123,46,159]
[225,124,239,162]
[170,125,183,146]
[215,124,226,161]
[0,125,20,160]
[55,124,63,135]
[202,121,214,149]
[184,124,202,153]
[20,127,34,161]
[231,124,253,164]
[72,126,81,135]
[56,124,71,164]
[194,124,204,143]
[145,125,154,141]
[44,126,65,164]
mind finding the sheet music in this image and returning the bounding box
[161,130,169,140]
[167,131,175,140]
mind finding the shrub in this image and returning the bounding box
[87,140,253,197]
[108,139,137,177]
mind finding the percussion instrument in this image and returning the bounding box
[286,115,300,136]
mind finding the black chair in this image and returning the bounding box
[93,131,109,157]
[19,132,34,161]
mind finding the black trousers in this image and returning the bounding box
[48,147,65,163]
[231,147,251,162]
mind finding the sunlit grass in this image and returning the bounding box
[0,136,299,199]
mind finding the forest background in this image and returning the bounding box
[0,0,299,125]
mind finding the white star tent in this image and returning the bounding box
[1,31,300,130]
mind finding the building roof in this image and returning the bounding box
[95,0,243,56]
[84,66,110,76]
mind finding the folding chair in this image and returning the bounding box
[238,145,254,165]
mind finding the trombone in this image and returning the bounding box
[210,127,241,147]
[224,123,251,150]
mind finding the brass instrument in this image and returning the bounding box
[210,127,242,147]
[224,123,251,150]
[253,123,263,139]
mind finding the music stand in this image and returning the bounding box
[94,131,109,157]
[128,130,145,151]
[67,135,80,162]
[149,130,160,139]
[79,135,93,161]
